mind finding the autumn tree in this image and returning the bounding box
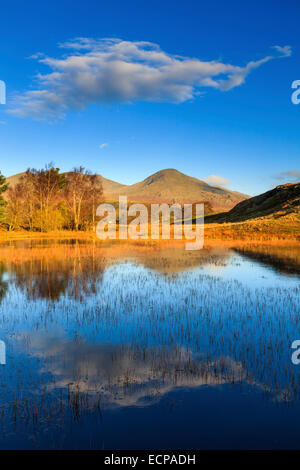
[6,183,25,230]
[5,164,104,232]
[25,164,66,231]
[0,172,8,225]
[65,167,103,231]
[6,166,65,232]
[85,174,104,231]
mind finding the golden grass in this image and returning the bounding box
[1,206,300,248]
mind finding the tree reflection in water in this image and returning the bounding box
[0,240,300,449]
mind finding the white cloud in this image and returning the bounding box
[274,170,300,182]
[204,175,231,187]
[8,38,292,120]
[99,143,108,149]
[272,45,292,57]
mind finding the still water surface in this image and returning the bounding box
[0,241,299,449]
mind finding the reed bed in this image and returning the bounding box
[0,240,299,447]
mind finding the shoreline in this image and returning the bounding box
[0,229,299,247]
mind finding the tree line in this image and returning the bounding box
[0,164,104,232]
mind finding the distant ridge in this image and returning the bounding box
[6,168,248,212]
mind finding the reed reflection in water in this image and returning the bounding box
[0,240,300,449]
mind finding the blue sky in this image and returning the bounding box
[0,0,299,195]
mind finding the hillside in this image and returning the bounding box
[203,183,300,240]
[109,169,247,211]
[6,168,248,212]
[6,172,26,188]
[206,183,300,223]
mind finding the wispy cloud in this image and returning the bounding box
[99,143,108,149]
[272,45,292,57]
[204,175,231,187]
[8,38,292,120]
[274,170,300,182]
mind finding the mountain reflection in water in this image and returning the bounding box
[0,240,300,449]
